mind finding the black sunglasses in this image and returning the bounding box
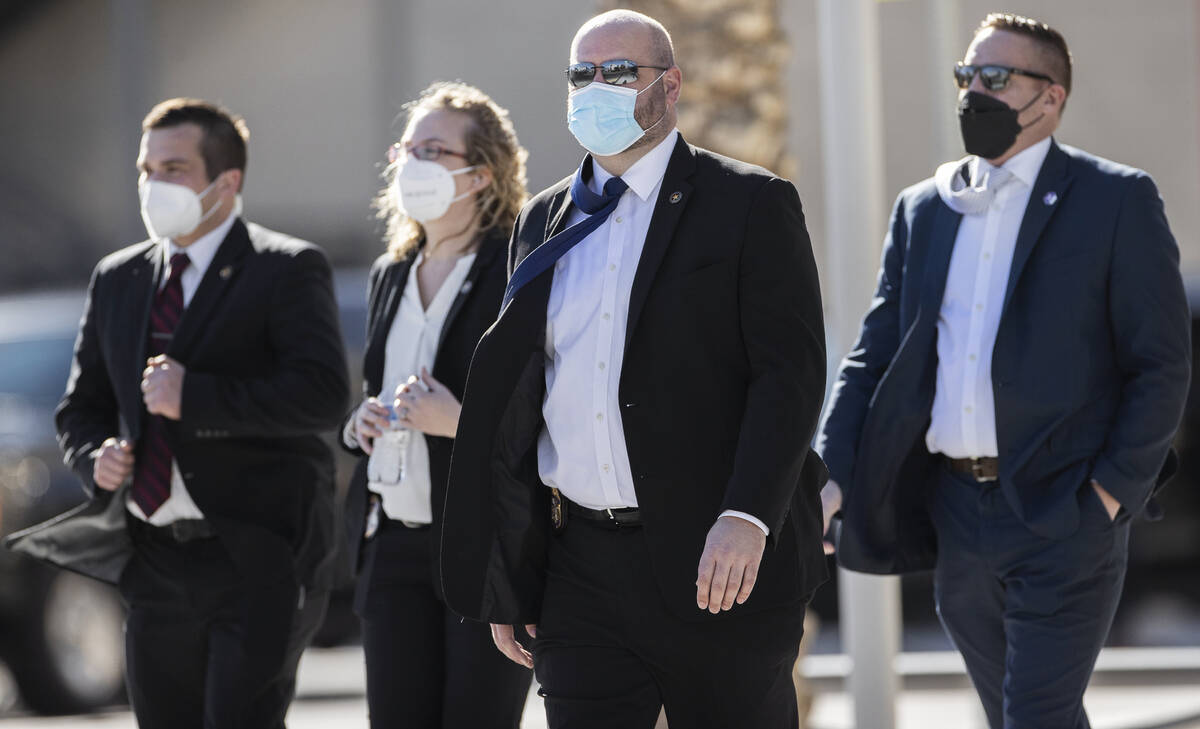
[566,59,668,89]
[954,63,1055,91]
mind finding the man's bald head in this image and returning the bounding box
[571,9,675,68]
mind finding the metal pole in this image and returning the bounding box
[815,1,901,727]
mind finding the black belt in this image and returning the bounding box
[129,516,217,543]
[944,456,999,482]
[565,500,643,528]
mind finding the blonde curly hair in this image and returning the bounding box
[375,81,529,260]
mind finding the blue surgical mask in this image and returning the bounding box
[567,71,666,156]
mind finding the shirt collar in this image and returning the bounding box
[591,129,680,202]
[972,136,1053,188]
[166,209,238,276]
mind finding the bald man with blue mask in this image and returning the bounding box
[438,10,830,729]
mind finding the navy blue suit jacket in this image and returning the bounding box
[817,139,1191,574]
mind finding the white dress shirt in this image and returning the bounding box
[537,130,767,534]
[366,251,476,524]
[127,209,239,524]
[926,137,1052,458]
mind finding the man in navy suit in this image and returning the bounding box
[818,13,1190,728]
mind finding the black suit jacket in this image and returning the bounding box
[8,219,350,588]
[439,137,830,624]
[340,232,507,583]
[818,140,1192,574]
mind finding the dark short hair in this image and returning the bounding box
[142,98,249,187]
[977,13,1072,99]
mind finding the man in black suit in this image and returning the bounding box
[438,10,828,729]
[818,14,1190,728]
[12,99,349,728]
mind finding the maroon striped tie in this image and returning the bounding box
[131,252,189,516]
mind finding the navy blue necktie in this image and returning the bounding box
[501,164,628,310]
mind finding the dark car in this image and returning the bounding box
[0,268,369,714]
[0,290,126,714]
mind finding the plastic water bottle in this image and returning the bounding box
[367,406,409,486]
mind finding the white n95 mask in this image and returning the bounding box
[139,178,222,241]
[394,159,477,223]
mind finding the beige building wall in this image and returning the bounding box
[1,0,1197,290]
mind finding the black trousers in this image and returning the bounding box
[931,466,1130,729]
[356,519,532,729]
[119,520,327,729]
[532,519,806,729]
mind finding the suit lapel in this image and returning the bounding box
[625,137,695,350]
[437,233,504,355]
[918,201,964,325]
[168,219,252,362]
[544,185,574,243]
[364,255,417,392]
[492,185,573,350]
[122,244,161,441]
[1000,140,1074,314]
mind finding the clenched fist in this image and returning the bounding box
[142,354,185,420]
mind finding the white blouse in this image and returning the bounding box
[368,251,476,523]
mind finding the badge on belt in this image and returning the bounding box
[365,494,382,539]
[550,487,567,534]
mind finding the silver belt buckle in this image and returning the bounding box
[970,458,996,482]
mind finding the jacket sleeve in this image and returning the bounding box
[339,257,390,457]
[1089,174,1191,515]
[181,247,351,437]
[816,193,910,488]
[54,266,119,497]
[718,178,827,537]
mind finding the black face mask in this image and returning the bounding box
[958,89,1045,159]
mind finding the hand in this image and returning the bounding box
[394,367,462,438]
[490,623,536,668]
[352,397,391,454]
[1091,480,1120,521]
[695,515,767,614]
[92,437,134,491]
[141,355,185,420]
[821,481,843,555]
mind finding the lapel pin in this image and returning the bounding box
[669,191,683,204]
[460,281,473,294]
[219,265,233,279]
[1043,191,1058,206]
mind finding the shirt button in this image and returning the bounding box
[975,303,984,312]
[596,413,604,421]
[598,362,606,370]
[983,252,992,260]
[609,264,617,272]
[602,464,611,473]
[964,406,973,414]
[968,354,977,362]
[602,313,611,320]
[615,216,623,223]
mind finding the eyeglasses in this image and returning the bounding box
[954,63,1055,91]
[386,141,468,164]
[566,59,668,89]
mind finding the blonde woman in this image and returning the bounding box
[340,81,531,728]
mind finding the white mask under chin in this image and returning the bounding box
[393,158,477,223]
[139,179,221,240]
